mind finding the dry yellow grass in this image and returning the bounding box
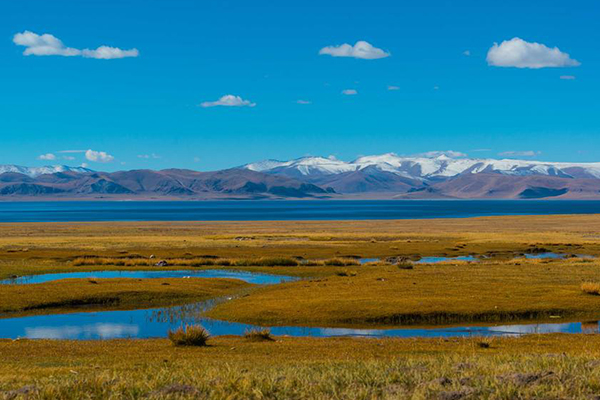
[168,325,210,347]
[208,258,600,327]
[1,214,599,263]
[0,278,250,317]
[581,281,600,295]
[3,335,600,399]
[1,214,599,281]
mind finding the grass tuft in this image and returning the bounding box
[581,281,600,295]
[168,325,210,347]
[244,328,275,342]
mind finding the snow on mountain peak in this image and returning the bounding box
[0,165,93,178]
[241,154,600,181]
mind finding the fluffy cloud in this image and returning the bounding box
[387,85,400,91]
[418,150,467,158]
[13,31,80,56]
[319,41,390,60]
[13,31,138,59]
[200,95,256,108]
[498,150,541,157]
[486,37,580,69]
[38,153,56,161]
[463,50,471,56]
[85,149,114,163]
[81,46,139,60]
[341,89,357,95]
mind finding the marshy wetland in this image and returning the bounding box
[4,214,600,398]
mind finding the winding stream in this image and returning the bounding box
[1,270,598,340]
[0,269,297,285]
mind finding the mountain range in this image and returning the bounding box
[2,153,600,199]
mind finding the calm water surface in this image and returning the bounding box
[1,269,598,340]
[1,200,600,222]
[0,270,298,285]
[1,301,598,340]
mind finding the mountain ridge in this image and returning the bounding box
[3,153,600,199]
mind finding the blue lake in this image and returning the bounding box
[1,200,600,222]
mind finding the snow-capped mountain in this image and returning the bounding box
[242,154,600,181]
[0,165,93,178]
[245,156,356,177]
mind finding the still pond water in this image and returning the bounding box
[0,270,597,340]
[2,300,598,340]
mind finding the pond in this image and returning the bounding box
[415,256,478,264]
[1,300,597,340]
[0,269,298,285]
[524,252,567,260]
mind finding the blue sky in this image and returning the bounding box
[0,0,598,171]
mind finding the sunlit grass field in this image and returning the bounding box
[3,215,600,398]
[0,278,249,318]
[207,257,600,327]
[3,335,600,399]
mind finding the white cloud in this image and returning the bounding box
[62,156,75,161]
[82,46,139,60]
[498,150,541,157]
[85,149,114,163]
[418,150,467,158]
[13,31,80,56]
[433,85,440,90]
[200,95,256,108]
[38,153,56,161]
[487,37,580,69]
[387,85,400,91]
[341,89,357,95]
[13,31,138,59]
[296,100,312,104]
[80,163,89,168]
[193,157,201,163]
[560,75,576,80]
[137,153,161,159]
[319,41,390,60]
[463,50,471,56]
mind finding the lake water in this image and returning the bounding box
[0,270,298,285]
[1,200,600,222]
[1,300,598,340]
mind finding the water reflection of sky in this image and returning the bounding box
[524,252,566,260]
[1,303,597,340]
[415,256,478,264]
[0,270,297,285]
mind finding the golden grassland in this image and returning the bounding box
[1,214,600,267]
[0,278,249,318]
[2,215,600,325]
[2,214,600,280]
[3,335,600,399]
[3,215,600,398]
[207,257,600,327]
